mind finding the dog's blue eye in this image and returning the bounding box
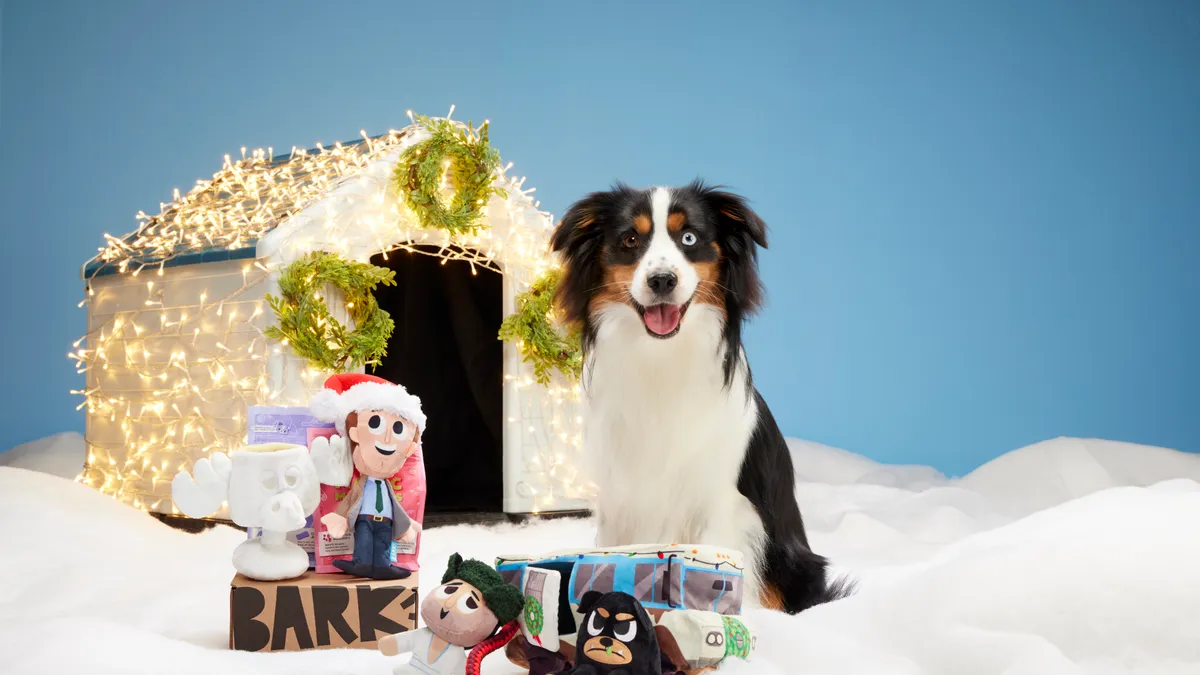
[681,231,697,246]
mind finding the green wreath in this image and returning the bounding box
[498,268,582,385]
[523,596,545,636]
[392,115,507,234]
[722,616,752,660]
[264,251,396,371]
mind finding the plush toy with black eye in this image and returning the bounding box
[562,591,662,675]
[378,553,523,675]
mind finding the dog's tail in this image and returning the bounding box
[762,538,857,614]
[817,572,858,605]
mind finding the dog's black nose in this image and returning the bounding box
[647,272,677,295]
[599,637,613,647]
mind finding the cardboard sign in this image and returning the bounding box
[229,571,418,652]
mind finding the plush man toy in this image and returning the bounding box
[379,553,524,675]
[561,591,662,675]
[309,373,424,580]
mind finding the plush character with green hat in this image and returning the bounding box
[380,553,524,675]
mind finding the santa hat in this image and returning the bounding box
[309,373,427,437]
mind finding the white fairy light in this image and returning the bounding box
[72,115,588,514]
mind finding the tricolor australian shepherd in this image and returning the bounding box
[551,181,850,613]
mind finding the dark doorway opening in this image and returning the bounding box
[369,246,504,514]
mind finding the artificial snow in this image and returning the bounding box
[0,431,86,480]
[1,435,1198,675]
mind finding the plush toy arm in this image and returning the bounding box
[171,452,232,518]
[309,434,353,486]
[377,629,416,656]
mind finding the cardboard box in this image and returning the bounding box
[229,571,418,652]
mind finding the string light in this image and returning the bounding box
[72,114,588,516]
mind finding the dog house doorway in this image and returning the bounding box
[369,246,504,514]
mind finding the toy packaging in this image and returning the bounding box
[309,373,428,580]
[247,405,335,446]
[377,553,523,675]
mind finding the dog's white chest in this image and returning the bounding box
[582,308,761,550]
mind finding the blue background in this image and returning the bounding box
[1,1,1197,475]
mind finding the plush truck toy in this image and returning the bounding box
[494,544,756,674]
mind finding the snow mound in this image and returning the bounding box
[1,436,1198,675]
[0,431,86,479]
[959,437,1200,517]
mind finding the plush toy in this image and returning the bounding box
[654,610,755,672]
[561,591,662,675]
[309,373,425,580]
[378,553,524,675]
[172,442,320,580]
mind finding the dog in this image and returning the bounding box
[550,181,850,614]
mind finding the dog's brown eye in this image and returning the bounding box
[621,233,638,249]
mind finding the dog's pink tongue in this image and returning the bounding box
[644,304,682,335]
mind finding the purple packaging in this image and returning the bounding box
[246,406,333,447]
[244,405,334,568]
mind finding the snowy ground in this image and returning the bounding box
[1,434,1199,675]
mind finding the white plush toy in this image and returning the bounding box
[172,442,320,580]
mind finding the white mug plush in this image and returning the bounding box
[173,442,320,580]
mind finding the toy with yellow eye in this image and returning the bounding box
[379,553,524,675]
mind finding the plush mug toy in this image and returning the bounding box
[379,553,524,675]
[172,442,320,580]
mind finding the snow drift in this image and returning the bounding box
[0,435,1198,675]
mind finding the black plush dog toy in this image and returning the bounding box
[561,591,662,675]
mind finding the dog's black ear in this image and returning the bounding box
[699,184,768,250]
[551,190,606,253]
[577,590,604,615]
[550,188,621,327]
[693,182,767,317]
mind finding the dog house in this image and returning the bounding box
[73,117,586,517]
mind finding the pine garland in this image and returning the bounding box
[392,115,507,235]
[498,269,582,384]
[265,251,396,372]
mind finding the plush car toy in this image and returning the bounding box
[560,591,662,675]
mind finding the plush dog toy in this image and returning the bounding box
[561,591,662,675]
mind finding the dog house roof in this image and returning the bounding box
[81,128,417,280]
